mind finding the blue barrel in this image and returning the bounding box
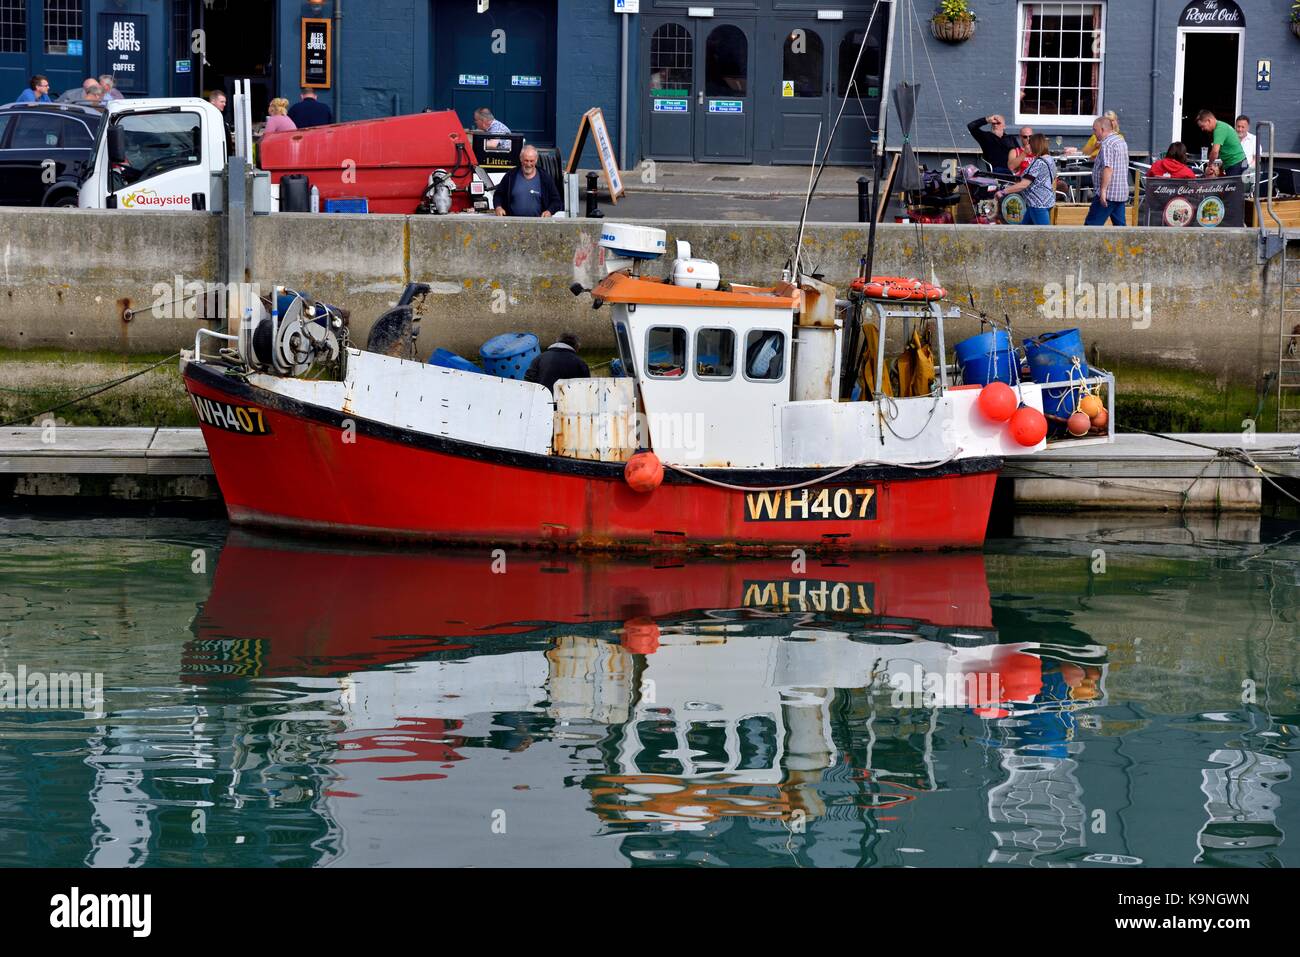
[479,332,540,380]
[429,347,482,374]
[1023,329,1090,418]
[954,330,1015,386]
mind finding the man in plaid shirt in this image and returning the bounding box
[1084,115,1130,226]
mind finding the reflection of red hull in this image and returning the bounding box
[183,361,1000,553]
[186,533,994,680]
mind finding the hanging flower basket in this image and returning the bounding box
[932,16,976,42]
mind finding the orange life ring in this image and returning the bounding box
[851,276,946,302]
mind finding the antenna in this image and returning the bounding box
[791,122,822,285]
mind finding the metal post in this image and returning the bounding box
[334,0,344,122]
[619,12,629,172]
[857,176,870,223]
[585,171,604,218]
[222,154,249,336]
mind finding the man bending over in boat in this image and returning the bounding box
[525,334,590,391]
[494,145,564,217]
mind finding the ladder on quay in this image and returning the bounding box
[1280,236,1300,432]
[1256,122,1300,431]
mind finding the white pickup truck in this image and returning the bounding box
[78,97,227,211]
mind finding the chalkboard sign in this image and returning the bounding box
[98,13,147,95]
[1141,176,1245,228]
[566,108,624,203]
[301,19,331,89]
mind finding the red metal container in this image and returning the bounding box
[258,110,479,214]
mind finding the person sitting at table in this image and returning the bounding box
[1148,142,1196,179]
[1081,110,1122,158]
[996,134,1057,225]
[966,113,1018,174]
[1235,115,1256,170]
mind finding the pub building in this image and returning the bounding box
[1,0,1295,168]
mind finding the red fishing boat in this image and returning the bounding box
[182,224,1101,552]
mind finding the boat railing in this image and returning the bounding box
[194,327,239,363]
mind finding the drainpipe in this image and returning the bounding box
[1148,0,1161,159]
[619,12,629,171]
[334,0,343,122]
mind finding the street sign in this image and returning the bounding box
[614,0,640,12]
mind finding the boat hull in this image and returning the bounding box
[184,361,1002,552]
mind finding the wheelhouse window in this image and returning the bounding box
[645,327,686,378]
[649,23,692,93]
[1016,2,1105,126]
[694,328,735,379]
[744,330,785,382]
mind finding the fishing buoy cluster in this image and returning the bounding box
[977,382,1047,447]
[624,451,664,493]
[1069,387,1107,436]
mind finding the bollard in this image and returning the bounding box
[857,176,871,223]
[585,171,604,218]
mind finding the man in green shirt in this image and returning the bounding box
[1196,110,1247,176]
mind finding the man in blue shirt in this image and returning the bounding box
[16,75,51,103]
[288,88,333,129]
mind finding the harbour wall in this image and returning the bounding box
[0,208,1284,384]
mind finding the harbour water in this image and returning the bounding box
[0,513,1296,868]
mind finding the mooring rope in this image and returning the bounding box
[664,448,963,493]
[1,353,182,429]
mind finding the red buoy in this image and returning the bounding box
[1067,411,1092,436]
[977,382,1017,423]
[624,451,664,493]
[1090,408,1109,431]
[1009,405,1047,447]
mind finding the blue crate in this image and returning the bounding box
[324,197,369,214]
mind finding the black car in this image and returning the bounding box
[0,102,104,207]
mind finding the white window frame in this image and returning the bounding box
[1014,1,1107,128]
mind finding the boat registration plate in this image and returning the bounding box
[744,486,876,522]
[191,395,272,435]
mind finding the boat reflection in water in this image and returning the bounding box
[187,533,1109,866]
